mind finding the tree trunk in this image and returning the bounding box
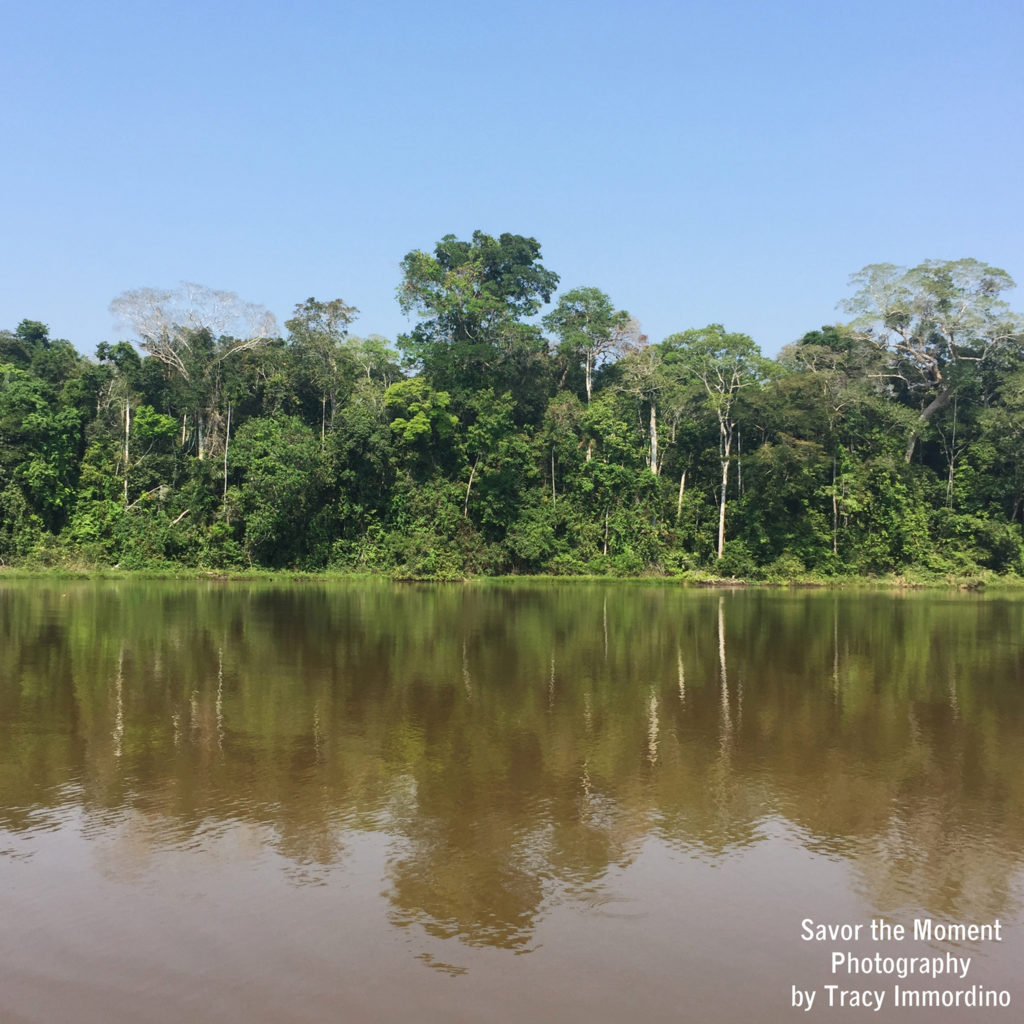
[649,401,658,475]
[123,401,130,506]
[464,456,480,517]
[223,402,232,520]
[716,425,733,560]
[945,397,958,508]
[736,429,742,496]
[831,455,838,556]
[717,459,729,560]
[905,387,953,463]
[676,470,686,521]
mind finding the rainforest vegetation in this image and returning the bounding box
[3,233,1024,580]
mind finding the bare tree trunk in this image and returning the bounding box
[717,459,729,560]
[585,352,593,404]
[223,402,231,520]
[945,397,958,508]
[123,400,130,506]
[831,455,838,556]
[464,456,479,517]
[551,448,556,504]
[736,429,742,496]
[716,426,733,560]
[905,387,953,463]
[676,470,686,521]
[648,402,658,475]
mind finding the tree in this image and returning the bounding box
[662,325,770,560]
[111,282,277,382]
[383,378,460,476]
[0,363,83,545]
[284,297,359,441]
[344,334,402,386]
[397,231,559,415]
[841,259,1023,462]
[543,287,633,404]
[110,282,278,459]
[774,326,896,560]
[227,415,328,567]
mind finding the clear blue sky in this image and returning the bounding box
[3,0,1022,356]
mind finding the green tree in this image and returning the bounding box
[0,363,83,549]
[397,231,559,416]
[461,389,532,534]
[284,297,359,441]
[227,415,328,567]
[543,287,633,405]
[662,325,771,560]
[384,378,460,478]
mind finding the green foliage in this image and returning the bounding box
[2,249,1024,581]
[397,231,558,417]
[543,286,632,403]
[384,378,460,477]
[228,415,329,568]
[716,539,759,579]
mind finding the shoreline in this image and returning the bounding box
[2,564,1022,591]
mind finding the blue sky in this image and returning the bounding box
[3,0,1022,357]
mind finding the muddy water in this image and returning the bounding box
[2,581,1023,1022]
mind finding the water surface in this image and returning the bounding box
[2,581,1023,1022]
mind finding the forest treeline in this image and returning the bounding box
[3,233,1024,579]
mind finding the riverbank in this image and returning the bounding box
[3,562,1022,590]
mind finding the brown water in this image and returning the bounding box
[2,580,1023,1022]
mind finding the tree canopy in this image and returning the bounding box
[3,243,1023,581]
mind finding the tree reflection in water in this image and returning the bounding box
[1,581,1023,946]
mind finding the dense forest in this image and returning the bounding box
[3,233,1024,579]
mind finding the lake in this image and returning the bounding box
[2,580,1023,1022]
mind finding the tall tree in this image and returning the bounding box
[542,287,633,404]
[284,297,359,440]
[110,282,278,459]
[841,259,1022,462]
[397,231,559,415]
[617,337,669,475]
[662,325,770,560]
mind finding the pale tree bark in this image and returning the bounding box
[464,456,479,517]
[717,423,734,560]
[223,402,232,516]
[111,283,277,463]
[905,387,953,463]
[841,260,1022,464]
[648,402,658,475]
[660,325,767,563]
[123,401,130,506]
